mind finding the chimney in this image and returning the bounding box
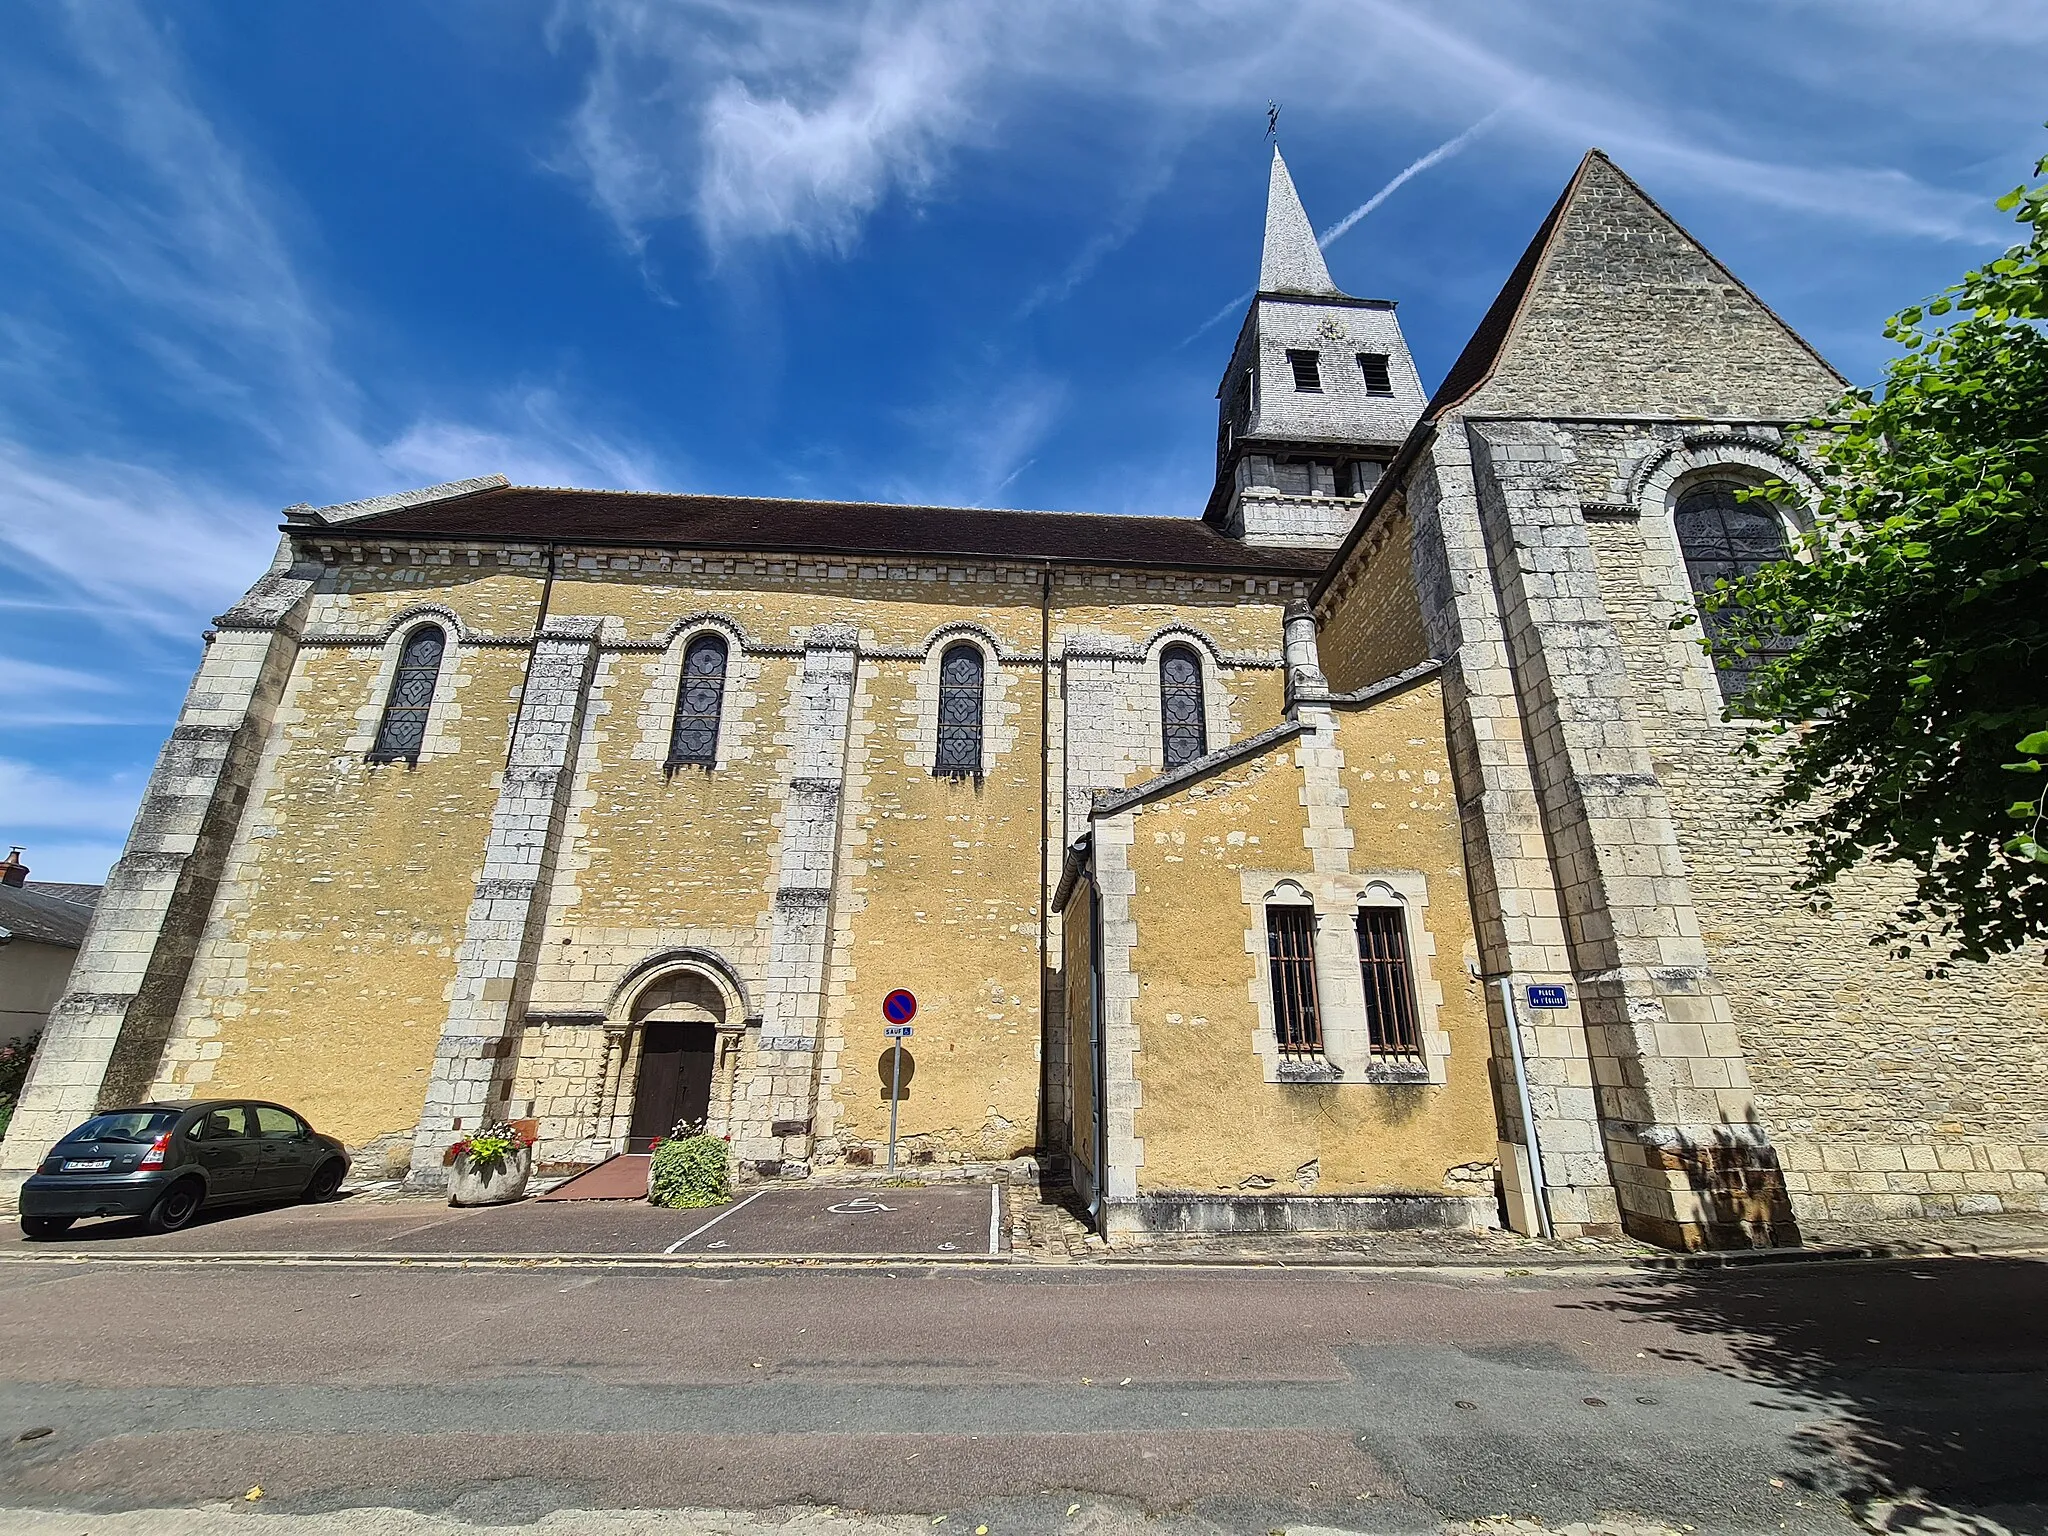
[0,847,25,887]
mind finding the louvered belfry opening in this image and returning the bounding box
[934,642,984,779]
[1266,905,1322,1054]
[1356,906,1422,1059]
[1286,349,1323,392]
[368,624,445,765]
[668,632,729,769]
[1356,352,1393,395]
[1159,644,1207,769]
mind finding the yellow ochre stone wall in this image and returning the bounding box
[154,564,544,1155]
[1314,509,1430,695]
[143,545,1309,1172]
[1120,680,1495,1195]
[827,656,1044,1162]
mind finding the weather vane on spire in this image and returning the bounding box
[1266,101,1281,141]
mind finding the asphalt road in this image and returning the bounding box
[0,1255,2043,1534]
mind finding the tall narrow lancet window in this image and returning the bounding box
[934,643,984,779]
[668,632,729,769]
[1159,645,1207,768]
[1674,480,1793,703]
[368,624,445,765]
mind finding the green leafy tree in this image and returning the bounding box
[1696,147,2048,964]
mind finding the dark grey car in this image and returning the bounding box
[17,1099,349,1240]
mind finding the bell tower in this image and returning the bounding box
[1205,148,1425,546]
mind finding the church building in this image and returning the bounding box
[6,147,2046,1250]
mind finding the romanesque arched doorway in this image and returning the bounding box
[626,969,725,1149]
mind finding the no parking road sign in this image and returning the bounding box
[882,989,918,1171]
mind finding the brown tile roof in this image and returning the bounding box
[316,485,1331,577]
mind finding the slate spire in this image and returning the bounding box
[1259,146,1341,297]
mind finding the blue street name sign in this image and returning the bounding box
[1526,984,1569,1009]
[885,1025,913,1038]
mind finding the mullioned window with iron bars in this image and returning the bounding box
[1356,906,1423,1061]
[1265,905,1322,1054]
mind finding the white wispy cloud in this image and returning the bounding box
[0,2,676,649]
[0,752,143,881]
[556,0,2012,268]
[884,368,1068,509]
[0,758,148,840]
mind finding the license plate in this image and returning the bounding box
[63,1159,112,1171]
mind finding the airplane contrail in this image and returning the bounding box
[1315,100,1518,249]
[1179,101,1521,349]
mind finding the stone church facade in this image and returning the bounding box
[6,148,2046,1249]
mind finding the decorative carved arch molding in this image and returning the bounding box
[1629,432,1823,527]
[606,948,758,1031]
[592,948,756,1149]
[372,601,470,647]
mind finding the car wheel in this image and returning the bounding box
[303,1160,346,1202]
[18,1215,74,1241]
[145,1180,203,1234]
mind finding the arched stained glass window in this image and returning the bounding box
[368,624,445,765]
[934,643,984,779]
[1675,480,1793,703]
[1159,644,1207,768]
[668,632,729,769]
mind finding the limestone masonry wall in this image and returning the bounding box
[1574,421,2048,1221]
[1313,507,1430,694]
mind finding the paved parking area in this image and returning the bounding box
[662,1185,1002,1256]
[0,1183,1008,1261]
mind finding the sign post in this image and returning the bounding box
[881,989,917,1173]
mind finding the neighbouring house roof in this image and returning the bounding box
[0,883,96,949]
[295,484,1334,578]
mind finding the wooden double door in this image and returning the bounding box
[628,1023,716,1150]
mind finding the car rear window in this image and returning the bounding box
[59,1110,179,1145]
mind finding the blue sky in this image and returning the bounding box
[3,1,2044,882]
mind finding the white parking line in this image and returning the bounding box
[663,1190,767,1254]
[988,1184,1001,1255]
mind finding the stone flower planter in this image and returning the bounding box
[446,1144,532,1207]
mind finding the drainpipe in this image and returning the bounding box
[1088,871,1108,1234]
[1036,560,1053,1162]
[1491,972,1555,1240]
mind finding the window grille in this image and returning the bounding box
[1159,645,1207,769]
[667,632,729,768]
[368,625,445,765]
[1674,480,1793,703]
[1286,349,1323,392]
[1266,905,1322,1054]
[1356,352,1394,395]
[1355,906,1423,1058]
[934,643,984,779]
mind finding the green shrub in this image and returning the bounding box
[0,1032,39,1141]
[648,1132,731,1208]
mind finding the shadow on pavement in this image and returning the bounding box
[19,1192,363,1246]
[1569,1256,2048,1532]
